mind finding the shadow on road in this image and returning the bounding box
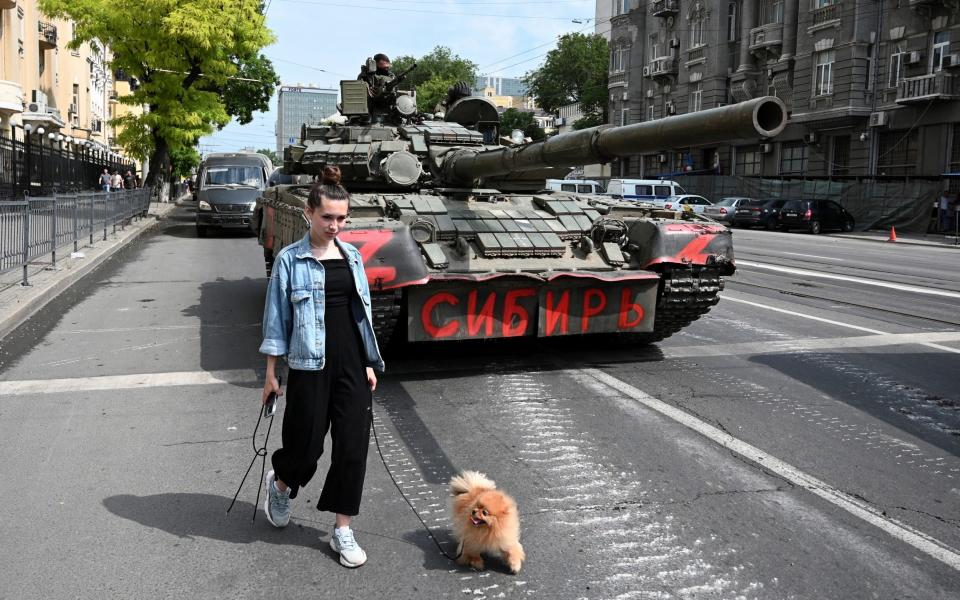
[102,493,327,546]
[398,530,517,574]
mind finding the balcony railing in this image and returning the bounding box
[686,47,705,63]
[810,5,841,28]
[649,56,679,77]
[749,23,784,52]
[651,0,679,17]
[896,72,958,104]
[38,22,57,49]
[608,72,628,88]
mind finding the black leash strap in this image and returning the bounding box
[370,409,461,561]
[227,378,280,522]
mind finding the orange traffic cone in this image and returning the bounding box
[888,226,897,242]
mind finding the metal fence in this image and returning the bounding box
[0,126,136,198]
[0,188,152,286]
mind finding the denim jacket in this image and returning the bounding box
[259,233,385,372]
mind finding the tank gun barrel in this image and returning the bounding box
[445,97,787,184]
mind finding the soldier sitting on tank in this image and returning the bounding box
[433,81,472,117]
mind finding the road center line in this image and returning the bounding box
[722,295,960,355]
[736,260,960,299]
[578,367,960,571]
[781,252,844,261]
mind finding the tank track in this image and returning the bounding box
[371,290,404,350]
[646,266,724,342]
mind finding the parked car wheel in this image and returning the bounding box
[809,220,822,234]
[765,217,778,230]
[842,219,854,232]
[196,225,208,238]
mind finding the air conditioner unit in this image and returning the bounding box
[27,90,47,114]
[804,132,817,143]
[642,66,651,76]
[945,53,960,68]
[622,91,629,100]
[669,38,680,48]
[868,111,888,127]
[905,50,921,65]
[658,153,668,163]
[68,103,78,115]
[646,89,654,98]
[760,143,773,154]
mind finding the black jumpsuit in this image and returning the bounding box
[271,258,372,516]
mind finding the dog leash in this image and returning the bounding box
[370,409,462,561]
[226,377,280,522]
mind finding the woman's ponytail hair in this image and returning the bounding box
[307,166,349,208]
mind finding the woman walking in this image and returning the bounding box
[259,166,384,568]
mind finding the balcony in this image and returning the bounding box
[749,23,784,56]
[38,21,57,50]
[896,72,959,104]
[608,72,627,89]
[647,56,678,79]
[651,0,679,17]
[0,0,18,9]
[808,5,841,33]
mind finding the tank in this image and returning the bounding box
[255,77,787,347]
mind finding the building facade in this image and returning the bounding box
[0,1,137,161]
[605,0,960,182]
[473,76,529,97]
[275,85,338,154]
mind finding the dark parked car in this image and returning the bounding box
[778,199,855,234]
[732,198,787,229]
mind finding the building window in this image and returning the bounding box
[691,16,705,48]
[647,104,656,121]
[949,124,960,193]
[727,2,739,42]
[888,43,905,88]
[932,31,949,73]
[815,0,837,7]
[736,145,761,175]
[877,129,919,176]
[815,50,834,96]
[690,82,702,112]
[650,36,661,59]
[610,46,629,73]
[760,0,783,24]
[613,0,630,16]
[831,136,850,176]
[780,141,808,174]
[621,108,629,126]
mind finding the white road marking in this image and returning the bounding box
[664,331,960,358]
[0,369,258,396]
[781,252,844,261]
[723,295,960,355]
[736,259,960,299]
[579,368,960,572]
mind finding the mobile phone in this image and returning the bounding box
[263,376,282,418]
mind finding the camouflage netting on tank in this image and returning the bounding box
[673,176,940,233]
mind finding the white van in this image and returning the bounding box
[606,179,686,202]
[546,179,606,195]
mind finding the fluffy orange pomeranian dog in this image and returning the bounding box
[449,471,525,574]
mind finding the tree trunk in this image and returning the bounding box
[145,133,170,200]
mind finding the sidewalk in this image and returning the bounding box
[0,197,183,340]
[829,228,960,249]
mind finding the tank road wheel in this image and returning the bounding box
[264,248,275,278]
[809,220,822,234]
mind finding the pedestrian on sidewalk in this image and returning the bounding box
[110,171,123,192]
[99,169,111,192]
[259,165,384,569]
[123,170,136,190]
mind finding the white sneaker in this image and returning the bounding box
[330,526,367,568]
[263,470,291,528]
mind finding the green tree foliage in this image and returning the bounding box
[392,46,478,113]
[40,0,277,190]
[525,33,608,129]
[169,144,201,179]
[256,148,280,164]
[499,108,545,142]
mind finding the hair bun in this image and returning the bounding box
[320,165,342,186]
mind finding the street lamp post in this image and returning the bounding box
[37,126,46,195]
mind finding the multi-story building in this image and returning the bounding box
[0,2,130,152]
[473,76,529,98]
[605,0,960,180]
[276,85,338,154]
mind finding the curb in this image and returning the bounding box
[0,202,180,341]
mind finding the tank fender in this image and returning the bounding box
[338,225,430,291]
[627,221,736,275]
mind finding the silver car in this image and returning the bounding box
[704,197,753,224]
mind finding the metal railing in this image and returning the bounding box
[0,188,152,286]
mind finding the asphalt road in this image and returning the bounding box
[1,206,958,599]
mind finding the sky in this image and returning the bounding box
[198,0,598,155]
